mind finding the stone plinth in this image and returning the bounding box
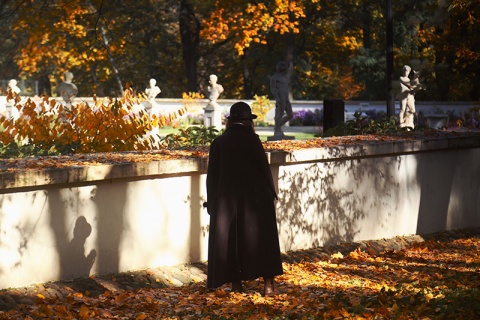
[425,114,449,130]
[203,104,223,130]
[267,134,295,141]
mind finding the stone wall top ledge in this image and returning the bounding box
[0,158,208,191]
[1,134,479,190]
[268,134,480,164]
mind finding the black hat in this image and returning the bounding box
[227,102,257,120]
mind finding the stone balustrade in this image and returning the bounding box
[1,96,477,123]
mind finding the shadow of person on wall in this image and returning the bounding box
[61,216,96,279]
[48,189,97,281]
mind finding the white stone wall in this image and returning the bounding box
[0,174,211,289]
[274,149,480,252]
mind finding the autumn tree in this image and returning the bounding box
[200,0,310,98]
[179,0,201,92]
[0,1,24,92]
[415,0,480,100]
[10,1,117,96]
[328,0,386,100]
[200,0,372,100]
[93,0,186,97]
[10,0,186,97]
[2,0,478,101]
[291,0,365,100]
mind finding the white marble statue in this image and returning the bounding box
[4,79,22,119]
[203,74,224,129]
[146,78,161,101]
[399,65,422,129]
[411,70,424,91]
[7,79,21,96]
[207,74,224,107]
[57,71,78,107]
[145,78,161,115]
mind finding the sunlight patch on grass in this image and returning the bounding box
[158,126,319,141]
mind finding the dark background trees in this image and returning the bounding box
[0,0,478,101]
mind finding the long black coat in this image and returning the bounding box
[206,124,283,288]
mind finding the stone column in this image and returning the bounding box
[203,102,223,130]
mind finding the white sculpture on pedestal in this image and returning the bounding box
[399,65,423,129]
[4,79,22,119]
[204,74,224,129]
[57,71,78,108]
[7,79,21,95]
[145,78,161,116]
[207,74,223,107]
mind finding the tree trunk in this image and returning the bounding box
[285,31,295,101]
[87,1,124,96]
[38,74,51,96]
[179,0,200,93]
[91,66,105,97]
[99,24,124,96]
[434,27,451,101]
[241,53,253,99]
[362,1,372,49]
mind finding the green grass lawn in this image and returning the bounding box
[158,126,319,142]
[158,126,183,136]
[257,132,318,141]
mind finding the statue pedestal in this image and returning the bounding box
[203,103,223,130]
[267,134,295,141]
[147,100,161,117]
[3,102,14,119]
[425,114,448,130]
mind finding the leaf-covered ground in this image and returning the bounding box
[1,228,479,319]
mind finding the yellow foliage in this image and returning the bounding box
[12,1,109,80]
[201,0,310,55]
[250,95,274,124]
[0,89,187,153]
[338,35,362,51]
[180,92,205,119]
[182,92,205,100]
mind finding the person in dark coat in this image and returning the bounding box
[206,101,283,296]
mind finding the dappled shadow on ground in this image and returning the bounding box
[1,228,479,319]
